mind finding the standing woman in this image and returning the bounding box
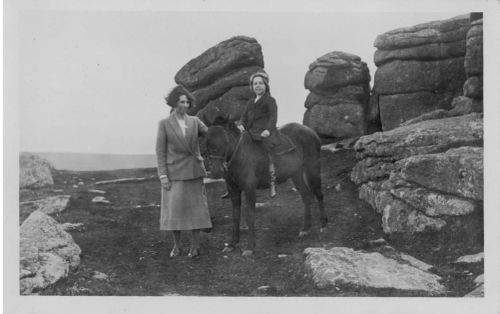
[237,71,280,197]
[155,85,212,259]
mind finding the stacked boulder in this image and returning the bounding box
[371,14,471,131]
[450,14,483,115]
[174,36,264,125]
[20,153,54,189]
[351,113,483,234]
[303,52,371,141]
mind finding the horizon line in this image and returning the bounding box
[20,151,157,156]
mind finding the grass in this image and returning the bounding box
[20,150,483,296]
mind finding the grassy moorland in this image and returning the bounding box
[20,150,483,296]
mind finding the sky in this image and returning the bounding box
[17,9,464,154]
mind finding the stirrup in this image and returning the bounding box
[270,181,277,197]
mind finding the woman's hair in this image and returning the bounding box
[249,71,270,94]
[164,85,195,108]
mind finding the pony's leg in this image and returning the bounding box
[292,170,314,238]
[307,164,328,232]
[223,187,241,253]
[242,188,257,256]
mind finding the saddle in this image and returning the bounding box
[270,131,296,156]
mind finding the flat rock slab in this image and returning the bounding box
[60,222,85,231]
[21,195,72,215]
[88,189,106,194]
[465,284,484,297]
[354,113,483,160]
[455,252,484,264]
[92,196,111,204]
[474,274,484,286]
[304,247,445,293]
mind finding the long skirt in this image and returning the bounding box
[160,178,212,231]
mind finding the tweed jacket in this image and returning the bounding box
[239,92,280,145]
[156,114,208,181]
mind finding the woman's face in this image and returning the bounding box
[175,95,190,115]
[252,76,266,96]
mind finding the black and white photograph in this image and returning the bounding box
[3,0,500,313]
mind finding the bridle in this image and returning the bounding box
[208,131,245,173]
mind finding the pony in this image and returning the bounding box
[206,118,327,256]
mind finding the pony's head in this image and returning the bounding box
[206,125,230,179]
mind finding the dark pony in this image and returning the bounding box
[206,117,327,256]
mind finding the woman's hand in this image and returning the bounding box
[261,129,270,138]
[237,125,245,133]
[160,176,172,190]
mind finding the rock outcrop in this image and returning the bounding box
[20,211,81,295]
[303,52,371,140]
[352,13,484,235]
[21,195,72,215]
[351,113,483,234]
[400,15,483,127]
[371,14,471,130]
[19,153,54,189]
[174,36,264,124]
[304,247,444,293]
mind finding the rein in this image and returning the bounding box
[209,131,245,173]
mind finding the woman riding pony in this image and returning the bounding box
[237,72,280,197]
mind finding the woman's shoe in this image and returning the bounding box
[187,248,200,259]
[169,247,182,258]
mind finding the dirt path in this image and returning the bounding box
[26,149,482,296]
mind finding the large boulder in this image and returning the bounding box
[175,36,264,90]
[374,14,470,48]
[463,76,482,99]
[196,86,253,125]
[304,85,370,109]
[19,153,54,189]
[445,16,483,121]
[191,65,262,111]
[372,14,471,131]
[464,18,483,77]
[352,114,483,234]
[20,211,81,294]
[302,51,371,140]
[23,195,72,215]
[374,58,465,95]
[353,113,483,160]
[374,14,470,63]
[374,40,466,66]
[304,51,370,93]
[174,36,264,124]
[304,247,445,293]
[378,92,454,130]
[359,182,447,233]
[303,103,366,138]
[398,147,483,200]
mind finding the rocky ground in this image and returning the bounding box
[19,149,483,296]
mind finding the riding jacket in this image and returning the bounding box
[239,92,280,147]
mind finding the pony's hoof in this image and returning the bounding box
[298,231,310,238]
[222,245,234,253]
[319,227,328,233]
[242,250,254,257]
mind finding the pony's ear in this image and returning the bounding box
[212,115,229,126]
